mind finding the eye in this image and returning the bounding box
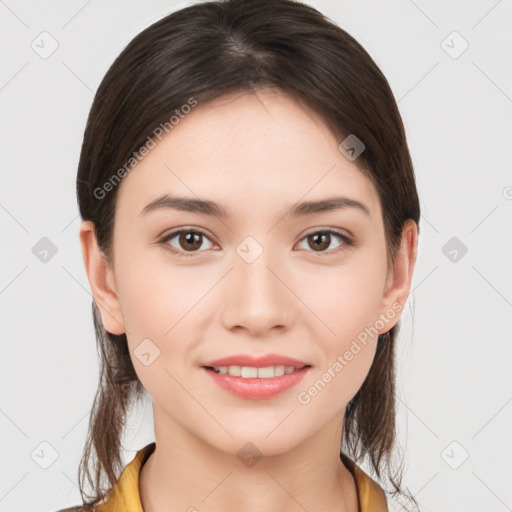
[159,228,216,257]
[296,229,353,254]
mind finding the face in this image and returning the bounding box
[84,89,413,457]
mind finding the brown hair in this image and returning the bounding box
[74,0,420,509]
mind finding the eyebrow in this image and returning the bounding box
[139,194,370,218]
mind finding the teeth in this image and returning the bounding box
[211,365,296,378]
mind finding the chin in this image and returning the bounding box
[202,418,310,459]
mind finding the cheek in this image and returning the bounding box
[116,264,209,409]
[114,247,223,381]
[296,280,382,416]
[299,256,387,347]
[116,245,214,339]
[293,255,386,407]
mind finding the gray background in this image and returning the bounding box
[1,1,511,511]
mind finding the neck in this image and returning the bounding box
[139,407,358,512]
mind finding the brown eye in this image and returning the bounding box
[160,228,215,256]
[297,229,352,254]
[308,232,330,251]
[178,231,203,251]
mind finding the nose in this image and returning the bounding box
[220,244,295,337]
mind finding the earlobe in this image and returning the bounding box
[79,220,126,335]
[378,219,418,333]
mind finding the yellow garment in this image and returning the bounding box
[59,442,388,511]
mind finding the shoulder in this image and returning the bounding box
[340,452,389,512]
[55,443,156,512]
[55,504,107,512]
[55,499,109,512]
[55,502,105,512]
[55,507,89,512]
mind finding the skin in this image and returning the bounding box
[80,88,418,512]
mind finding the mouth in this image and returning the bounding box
[201,354,311,400]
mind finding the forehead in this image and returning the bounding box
[115,89,381,221]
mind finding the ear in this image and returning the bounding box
[79,220,126,335]
[378,219,418,334]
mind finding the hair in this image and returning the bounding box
[74,0,421,509]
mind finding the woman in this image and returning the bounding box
[60,0,420,510]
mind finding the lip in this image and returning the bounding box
[201,353,311,400]
[202,353,309,368]
[202,366,310,400]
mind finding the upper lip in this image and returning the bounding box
[202,353,310,368]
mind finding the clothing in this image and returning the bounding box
[58,442,388,511]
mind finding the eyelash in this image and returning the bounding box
[157,228,354,258]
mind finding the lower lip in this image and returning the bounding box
[202,367,310,400]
